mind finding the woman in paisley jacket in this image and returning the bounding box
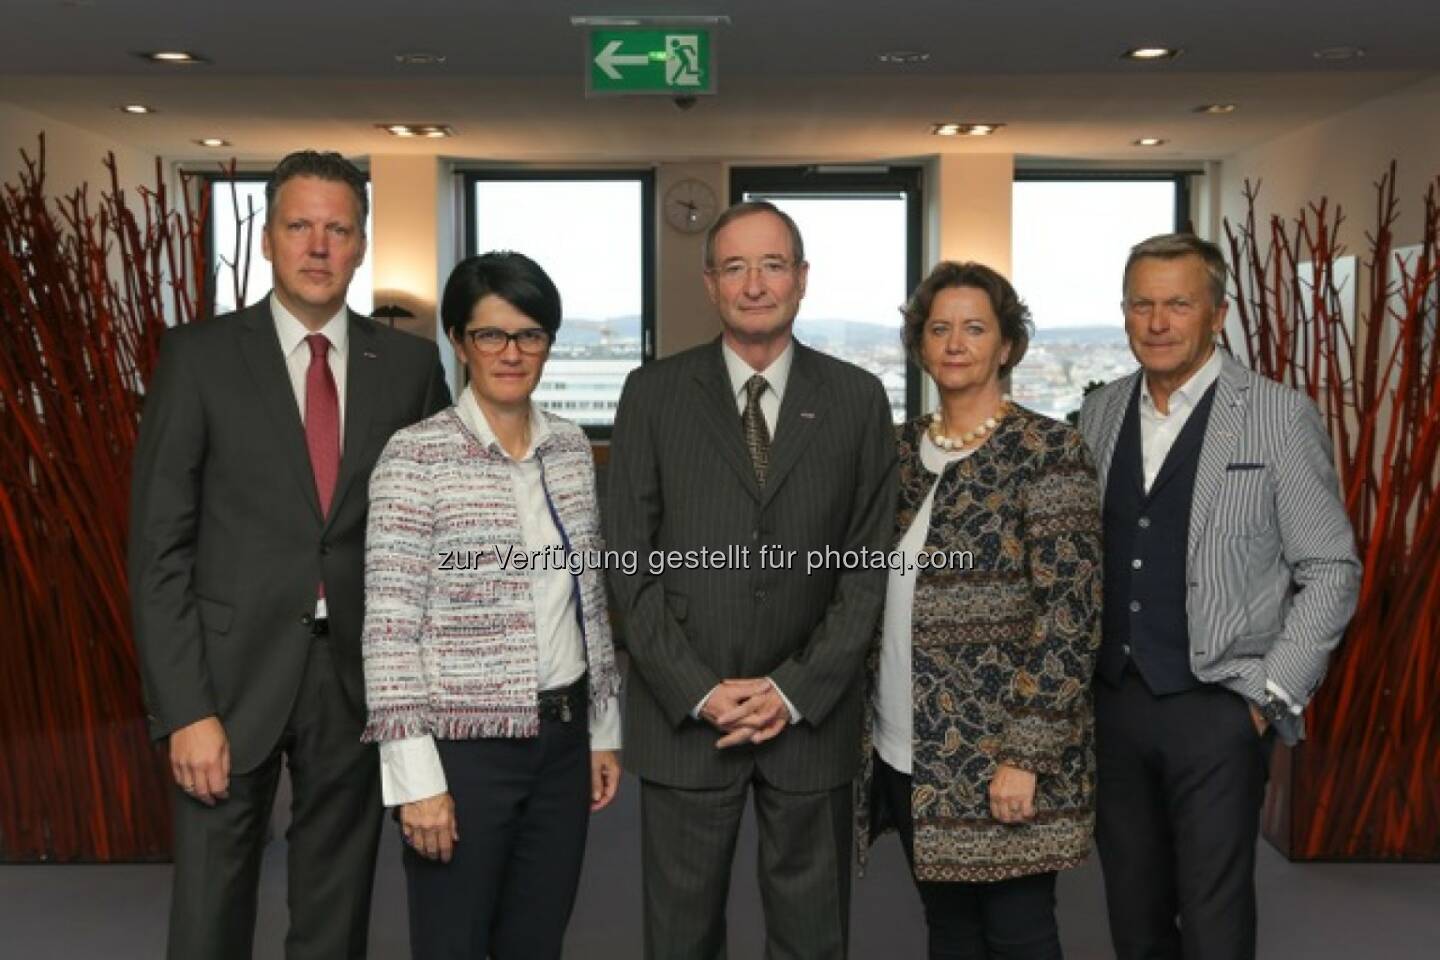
[859,261,1102,959]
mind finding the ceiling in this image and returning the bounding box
[2,0,1436,162]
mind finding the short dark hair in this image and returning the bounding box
[265,150,369,230]
[702,200,805,269]
[440,251,563,343]
[901,261,1033,377]
[1123,233,1228,307]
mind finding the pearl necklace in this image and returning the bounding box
[928,395,1012,451]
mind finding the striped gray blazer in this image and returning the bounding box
[1078,350,1361,743]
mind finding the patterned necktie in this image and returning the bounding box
[742,374,771,486]
[304,334,340,518]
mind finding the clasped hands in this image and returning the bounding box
[701,678,790,748]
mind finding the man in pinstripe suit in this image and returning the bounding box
[607,201,896,959]
[1078,233,1360,960]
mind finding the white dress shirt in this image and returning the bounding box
[690,340,801,723]
[378,388,622,806]
[874,433,973,774]
[272,294,348,620]
[1138,346,1222,492]
[1139,346,1298,713]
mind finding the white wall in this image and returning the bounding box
[0,101,156,199]
[1218,75,1440,253]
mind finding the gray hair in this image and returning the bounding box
[1123,233,1228,307]
[702,200,805,269]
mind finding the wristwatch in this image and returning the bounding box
[1258,692,1290,725]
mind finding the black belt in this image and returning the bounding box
[538,676,587,723]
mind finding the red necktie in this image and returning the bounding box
[304,334,340,518]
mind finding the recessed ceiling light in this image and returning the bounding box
[1193,103,1237,114]
[877,50,930,65]
[394,52,447,66]
[1123,46,1182,61]
[378,123,454,138]
[194,138,230,147]
[138,50,208,64]
[119,104,155,115]
[1133,137,1167,147]
[932,122,1004,137]
[1313,45,1365,61]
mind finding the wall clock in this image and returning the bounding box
[663,177,719,234]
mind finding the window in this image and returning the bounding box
[207,176,374,316]
[1010,173,1188,419]
[464,172,655,435]
[731,167,923,422]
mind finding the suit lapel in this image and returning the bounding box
[1188,353,1249,562]
[237,301,323,523]
[760,344,823,508]
[692,341,763,500]
[328,313,380,528]
[1093,371,1140,490]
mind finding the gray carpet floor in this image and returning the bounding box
[3,768,1437,958]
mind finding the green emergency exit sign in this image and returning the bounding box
[586,29,715,95]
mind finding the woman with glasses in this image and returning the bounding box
[857,261,1102,959]
[360,251,622,959]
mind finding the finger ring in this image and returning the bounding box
[182,784,196,793]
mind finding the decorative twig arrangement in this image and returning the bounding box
[1225,163,1439,860]
[0,138,220,860]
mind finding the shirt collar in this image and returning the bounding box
[721,339,794,405]
[271,292,349,359]
[1141,345,1222,414]
[456,385,550,462]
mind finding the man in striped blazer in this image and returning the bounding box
[1078,233,1360,960]
[607,201,897,959]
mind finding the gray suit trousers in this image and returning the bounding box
[640,769,853,960]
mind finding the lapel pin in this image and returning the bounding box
[363,350,378,359]
[800,411,816,419]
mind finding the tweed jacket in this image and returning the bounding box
[360,405,621,744]
[1078,350,1361,744]
[858,406,1103,882]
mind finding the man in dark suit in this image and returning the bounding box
[1077,233,1360,959]
[607,201,897,959]
[129,150,450,959]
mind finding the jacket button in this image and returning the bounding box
[1129,601,1142,613]
[320,544,331,556]
[1138,517,1151,529]
[755,589,766,602]
[1131,558,1143,569]
[300,613,313,626]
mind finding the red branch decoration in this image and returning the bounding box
[0,138,215,861]
[1225,163,1440,860]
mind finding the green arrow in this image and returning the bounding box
[595,39,650,80]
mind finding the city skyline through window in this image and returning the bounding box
[1011,178,1180,419]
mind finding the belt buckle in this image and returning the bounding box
[560,698,572,723]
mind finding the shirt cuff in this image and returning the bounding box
[767,677,802,724]
[378,735,448,807]
[692,684,720,719]
[1265,680,1304,716]
[590,695,622,750]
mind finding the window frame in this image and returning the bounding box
[200,170,377,319]
[1013,169,1193,234]
[728,165,925,420]
[462,168,657,440]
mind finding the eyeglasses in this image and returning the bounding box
[708,257,796,284]
[1123,296,1200,320]
[463,327,552,355]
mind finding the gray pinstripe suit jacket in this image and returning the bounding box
[1078,350,1361,744]
[606,338,898,791]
